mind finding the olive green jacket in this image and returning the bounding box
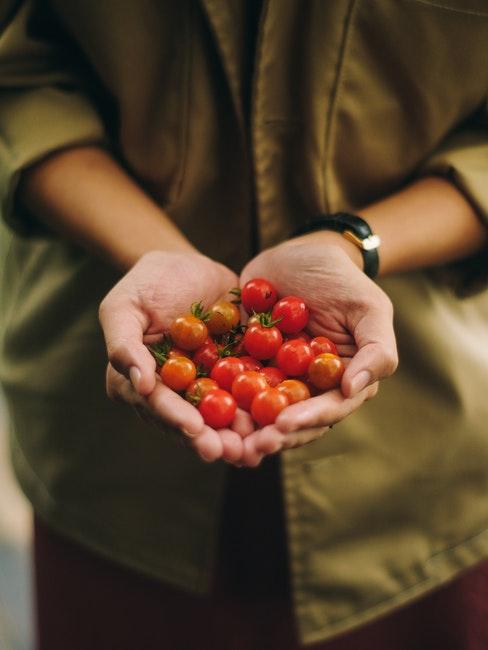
[1,0,488,644]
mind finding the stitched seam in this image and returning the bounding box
[323,0,359,213]
[403,0,488,17]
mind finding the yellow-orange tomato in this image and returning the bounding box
[170,315,208,351]
[160,356,197,392]
[277,379,311,404]
[207,300,240,336]
[307,353,344,391]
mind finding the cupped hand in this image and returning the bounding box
[237,237,398,460]
[99,250,244,462]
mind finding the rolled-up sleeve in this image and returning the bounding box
[419,109,488,296]
[0,0,106,235]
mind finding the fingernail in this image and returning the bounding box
[129,366,141,392]
[350,370,371,396]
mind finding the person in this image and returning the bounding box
[1,1,488,648]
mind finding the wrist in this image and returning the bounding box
[289,230,364,271]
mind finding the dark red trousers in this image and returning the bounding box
[34,458,488,649]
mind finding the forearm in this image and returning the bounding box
[296,176,488,276]
[19,146,196,271]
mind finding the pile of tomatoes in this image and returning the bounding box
[149,278,344,430]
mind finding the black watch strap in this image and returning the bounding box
[292,212,381,278]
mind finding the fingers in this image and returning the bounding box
[281,426,328,449]
[343,298,398,397]
[218,430,244,463]
[274,382,379,433]
[99,294,156,396]
[231,408,255,437]
[191,426,224,462]
[145,380,206,436]
[107,362,205,436]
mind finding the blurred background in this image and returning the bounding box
[0,393,34,650]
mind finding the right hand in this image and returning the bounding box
[99,250,244,463]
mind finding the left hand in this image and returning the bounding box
[235,236,398,466]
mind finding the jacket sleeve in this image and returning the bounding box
[0,0,107,235]
[419,107,488,296]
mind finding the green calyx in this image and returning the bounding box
[148,333,173,366]
[190,301,210,322]
[251,310,282,328]
[229,287,242,305]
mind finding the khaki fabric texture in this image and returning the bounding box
[1,0,488,644]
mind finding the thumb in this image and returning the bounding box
[342,303,398,397]
[99,297,156,396]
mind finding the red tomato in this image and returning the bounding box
[210,357,246,391]
[207,300,240,336]
[310,336,338,356]
[160,356,197,392]
[251,388,289,427]
[285,330,311,343]
[241,278,278,314]
[308,353,345,391]
[243,324,283,360]
[239,356,263,372]
[198,389,237,429]
[170,315,208,351]
[259,366,286,387]
[193,337,220,372]
[185,377,219,405]
[231,371,269,410]
[271,296,309,334]
[276,339,314,377]
[277,379,311,404]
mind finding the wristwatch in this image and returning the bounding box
[292,212,381,279]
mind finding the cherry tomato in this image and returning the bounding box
[271,296,309,334]
[297,377,321,397]
[243,324,283,360]
[259,366,286,387]
[160,356,197,392]
[276,339,314,377]
[239,356,263,372]
[207,300,240,336]
[277,379,311,404]
[170,314,208,351]
[246,313,261,327]
[167,347,189,359]
[308,353,345,391]
[231,371,269,410]
[210,357,246,391]
[193,337,220,372]
[185,377,219,405]
[285,330,311,343]
[310,336,338,356]
[241,278,278,314]
[198,389,237,429]
[251,388,289,427]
